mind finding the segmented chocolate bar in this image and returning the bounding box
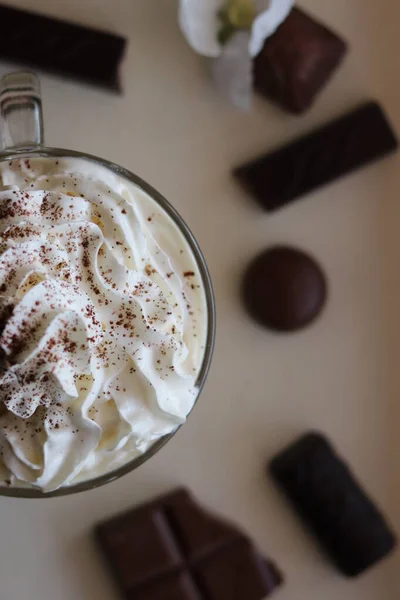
[95,489,283,599]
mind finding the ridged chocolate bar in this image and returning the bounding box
[234,102,398,212]
[0,4,126,91]
[269,433,397,577]
[95,489,283,599]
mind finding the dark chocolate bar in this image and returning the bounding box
[234,102,398,212]
[254,7,348,114]
[269,433,397,577]
[0,4,126,91]
[95,488,283,599]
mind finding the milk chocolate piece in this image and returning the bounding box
[0,4,126,91]
[254,7,348,113]
[242,246,327,332]
[95,489,283,599]
[269,433,397,577]
[234,102,398,212]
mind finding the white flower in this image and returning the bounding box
[179,0,222,58]
[179,0,294,59]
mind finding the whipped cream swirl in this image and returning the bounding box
[0,157,207,491]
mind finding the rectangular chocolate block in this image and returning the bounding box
[95,488,283,599]
[269,433,397,577]
[0,4,126,91]
[254,7,348,114]
[234,102,398,212]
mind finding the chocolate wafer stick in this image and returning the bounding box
[0,4,127,91]
[234,102,398,212]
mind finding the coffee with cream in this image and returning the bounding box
[0,157,207,492]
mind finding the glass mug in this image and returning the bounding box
[0,72,215,498]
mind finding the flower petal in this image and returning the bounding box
[211,31,253,111]
[179,0,223,57]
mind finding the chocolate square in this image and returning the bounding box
[194,539,283,600]
[254,7,348,113]
[99,508,183,589]
[95,489,283,599]
[128,573,201,600]
[164,489,239,560]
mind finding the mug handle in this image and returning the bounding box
[0,71,44,151]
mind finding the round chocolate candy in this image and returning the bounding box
[242,246,327,332]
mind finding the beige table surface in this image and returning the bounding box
[0,0,399,598]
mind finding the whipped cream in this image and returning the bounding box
[0,157,208,491]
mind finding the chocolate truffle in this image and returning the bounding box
[254,7,348,114]
[242,246,327,332]
[269,433,397,576]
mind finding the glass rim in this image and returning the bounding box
[0,146,216,498]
